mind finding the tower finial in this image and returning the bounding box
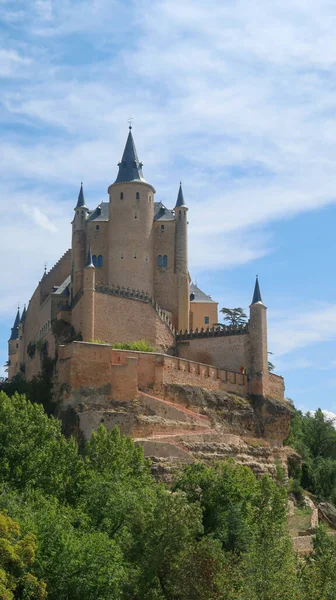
[175,181,187,208]
[76,182,86,209]
[114,126,146,184]
[251,275,263,304]
[128,116,133,130]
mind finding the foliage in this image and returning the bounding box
[0,391,334,599]
[218,307,248,328]
[112,340,156,352]
[286,408,336,503]
[268,360,275,373]
[0,511,46,600]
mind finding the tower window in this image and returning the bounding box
[97,255,103,268]
[179,210,181,215]
[96,225,100,230]
[136,192,140,200]
[149,195,152,202]
[158,255,163,267]
[135,212,137,219]
[204,316,209,325]
[92,255,97,267]
[161,224,164,231]
[120,192,124,199]
[163,255,168,268]
[121,254,123,259]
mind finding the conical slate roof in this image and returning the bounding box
[114,128,146,184]
[20,305,27,324]
[9,309,20,340]
[85,246,95,268]
[76,183,86,208]
[175,182,186,208]
[251,276,263,304]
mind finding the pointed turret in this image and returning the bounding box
[114,127,146,184]
[9,309,20,341]
[251,276,263,305]
[76,182,86,209]
[85,246,95,268]
[175,182,187,208]
[20,305,27,324]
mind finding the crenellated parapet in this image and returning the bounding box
[176,323,249,340]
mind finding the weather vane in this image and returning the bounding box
[128,116,133,129]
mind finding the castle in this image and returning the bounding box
[7,127,285,429]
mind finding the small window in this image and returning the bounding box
[179,210,181,215]
[163,255,168,267]
[97,255,103,267]
[134,254,137,259]
[149,195,152,202]
[120,192,124,199]
[76,211,79,215]
[135,212,137,219]
[96,225,100,230]
[92,255,97,266]
[121,254,123,259]
[136,192,140,200]
[161,224,164,231]
[158,255,163,267]
[204,316,209,325]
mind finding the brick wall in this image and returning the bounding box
[40,249,71,304]
[56,342,248,406]
[153,220,178,325]
[93,292,175,351]
[177,333,250,372]
[267,373,285,401]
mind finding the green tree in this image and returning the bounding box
[0,512,46,600]
[217,307,247,328]
[300,525,336,600]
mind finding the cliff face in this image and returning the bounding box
[58,379,295,480]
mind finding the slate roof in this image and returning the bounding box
[76,183,86,208]
[9,309,20,340]
[114,128,146,184]
[87,202,109,222]
[190,283,217,304]
[20,306,27,324]
[251,276,263,304]
[154,202,175,221]
[85,246,95,268]
[175,182,186,208]
[53,275,71,296]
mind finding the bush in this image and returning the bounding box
[112,340,156,352]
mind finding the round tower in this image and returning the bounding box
[249,276,269,397]
[72,183,88,299]
[174,183,190,332]
[107,127,155,295]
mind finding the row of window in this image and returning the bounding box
[92,255,103,267]
[158,255,168,268]
[119,192,152,201]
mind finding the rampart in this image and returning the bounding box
[56,341,249,408]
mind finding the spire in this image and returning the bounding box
[114,127,146,184]
[20,305,27,324]
[175,182,186,208]
[85,246,95,268]
[251,276,263,305]
[76,182,86,208]
[9,308,20,340]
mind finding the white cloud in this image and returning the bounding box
[0,49,32,78]
[269,303,336,356]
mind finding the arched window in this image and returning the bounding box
[92,255,97,266]
[161,224,164,231]
[163,255,168,267]
[136,192,140,200]
[97,255,103,267]
[120,192,123,199]
[158,255,163,267]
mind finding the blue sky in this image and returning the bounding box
[1,0,336,414]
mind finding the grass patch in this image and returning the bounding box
[88,339,156,352]
[288,506,312,537]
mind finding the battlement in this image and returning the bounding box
[176,323,249,340]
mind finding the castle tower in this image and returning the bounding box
[82,247,95,342]
[174,183,190,332]
[72,183,88,299]
[107,127,155,295]
[8,308,20,379]
[249,276,268,396]
[18,305,26,370]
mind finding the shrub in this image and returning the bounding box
[112,340,156,352]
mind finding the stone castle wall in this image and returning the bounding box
[177,331,250,372]
[92,292,175,351]
[153,220,178,325]
[56,341,249,409]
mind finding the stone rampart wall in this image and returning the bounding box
[267,373,285,401]
[56,342,249,406]
[177,332,250,373]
